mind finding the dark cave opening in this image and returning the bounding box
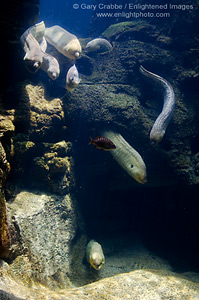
[74,157,199,273]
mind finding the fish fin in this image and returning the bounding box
[89,136,93,144]
[24,52,28,60]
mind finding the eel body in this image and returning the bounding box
[44,25,82,59]
[26,21,45,43]
[39,36,47,52]
[20,22,60,79]
[20,22,46,72]
[139,65,175,144]
[20,21,45,48]
[21,33,43,72]
[103,131,147,184]
[85,38,112,53]
[40,51,60,80]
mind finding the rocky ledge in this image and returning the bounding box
[1,263,199,300]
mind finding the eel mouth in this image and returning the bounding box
[150,138,161,146]
[135,176,147,184]
[140,177,147,184]
[74,51,80,58]
[138,173,147,184]
[25,60,41,73]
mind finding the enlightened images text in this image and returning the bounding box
[78,3,194,11]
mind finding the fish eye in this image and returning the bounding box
[130,164,134,168]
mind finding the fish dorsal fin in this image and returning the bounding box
[95,136,101,139]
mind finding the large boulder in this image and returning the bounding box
[7,191,86,289]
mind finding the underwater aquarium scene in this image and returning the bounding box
[1,0,199,299]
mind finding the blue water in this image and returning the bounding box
[39,0,94,37]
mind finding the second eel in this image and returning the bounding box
[103,131,147,184]
[139,65,175,145]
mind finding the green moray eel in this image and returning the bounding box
[86,240,105,270]
[20,21,45,46]
[44,25,82,60]
[21,33,43,72]
[103,131,147,184]
[66,65,80,91]
[139,65,175,145]
[20,22,46,72]
[40,51,60,80]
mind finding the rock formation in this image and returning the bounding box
[1,264,199,299]
[0,111,15,258]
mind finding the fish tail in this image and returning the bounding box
[89,136,93,145]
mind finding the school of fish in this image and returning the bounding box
[20,21,175,185]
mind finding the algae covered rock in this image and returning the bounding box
[0,111,15,258]
[7,83,71,194]
[0,191,11,259]
[0,115,15,138]
[31,141,73,194]
[15,83,65,141]
[8,140,73,195]
[102,20,159,43]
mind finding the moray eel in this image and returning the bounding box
[86,240,105,270]
[20,22,46,72]
[21,33,43,72]
[20,22,60,79]
[139,65,175,145]
[85,38,113,53]
[103,131,147,184]
[39,37,47,52]
[21,21,45,45]
[27,21,45,43]
[40,51,60,80]
[66,65,80,91]
[44,25,82,60]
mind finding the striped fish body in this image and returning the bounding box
[89,136,116,151]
